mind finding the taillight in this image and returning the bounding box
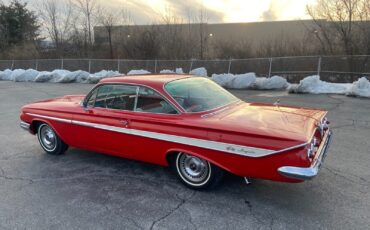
[307,137,319,161]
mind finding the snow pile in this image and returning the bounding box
[14,69,39,82]
[211,73,235,87]
[211,73,259,89]
[160,69,174,74]
[159,68,184,74]
[347,77,370,98]
[0,69,25,81]
[176,68,184,74]
[211,73,287,90]
[88,70,120,84]
[0,66,369,98]
[254,76,289,90]
[0,69,12,80]
[35,69,85,83]
[190,67,207,77]
[232,73,257,89]
[290,75,352,94]
[0,68,121,83]
[127,69,151,75]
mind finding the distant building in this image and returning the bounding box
[94,20,319,51]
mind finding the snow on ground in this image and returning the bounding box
[127,69,151,75]
[211,73,289,90]
[87,70,120,84]
[189,67,207,77]
[347,77,370,98]
[0,68,122,83]
[289,75,352,94]
[211,73,256,89]
[254,76,289,90]
[159,68,184,74]
[0,67,369,98]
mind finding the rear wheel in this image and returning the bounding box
[173,152,224,190]
[37,123,68,155]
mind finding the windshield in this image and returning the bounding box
[164,77,239,112]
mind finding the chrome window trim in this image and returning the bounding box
[133,86,139,111]
[26,113,309,158]
[83,82,182,115]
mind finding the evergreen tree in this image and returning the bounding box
[0,0,39,49]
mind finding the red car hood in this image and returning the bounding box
[22,95,85,112]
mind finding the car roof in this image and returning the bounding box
[99,74,193,87]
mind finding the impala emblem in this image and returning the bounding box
[226,146,255,154]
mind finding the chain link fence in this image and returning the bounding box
[1,55,369,83]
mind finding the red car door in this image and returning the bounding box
[122,86,184,164]
[71,84,138,157]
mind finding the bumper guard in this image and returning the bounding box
[20,121,32,133]
[278,129,332,180]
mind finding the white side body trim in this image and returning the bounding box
[26,113,303,158]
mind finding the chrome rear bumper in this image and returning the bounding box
[278,129,332,181]
[20,121,31,132]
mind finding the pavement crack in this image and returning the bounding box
[269,215,275,230]
[324,166,370,187]
[0,166,34,184]
[244,199,265,226]
[149,191,196,230]
[325,95,345,111]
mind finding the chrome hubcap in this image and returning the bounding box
[40,125,56,151]
[178,153,210,184]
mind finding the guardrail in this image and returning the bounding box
[0,55,369,83]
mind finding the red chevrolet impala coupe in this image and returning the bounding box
[20,74,332,189]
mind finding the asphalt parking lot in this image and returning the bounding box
[0,81,369,230]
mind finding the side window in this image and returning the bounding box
[95,84,138,111]
[136,87,178,114]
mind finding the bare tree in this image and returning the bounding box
[214,40,253,59]
[307,0,370,79]
[307,0,370,55]
[158,7,189,59]
[38,0,75,56]
[97,8,122,58]
[196,8,209,59]
[72,0,98,53]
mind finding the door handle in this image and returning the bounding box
[120,119,129,127]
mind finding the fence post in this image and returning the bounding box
[154,59,157,73]
[317,56,322,76]
[61,59,64,70]
[88,59,91,73]
[11,60,14,70]
[35,59,38,71]
[117,59,120,73]
[268,57,273,78]
[228,59,232,74]
[189,59,195,73]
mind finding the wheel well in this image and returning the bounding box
[31,120,43,133]
[166,151,180,166]
[165,150,232,175]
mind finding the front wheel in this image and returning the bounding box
[174,152,224,190]
[37,123,68,155]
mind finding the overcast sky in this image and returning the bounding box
[4,0,318,24]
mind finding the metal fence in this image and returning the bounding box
[1,55,369,83]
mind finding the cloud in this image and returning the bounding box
[261,2,278,21]
[164,0,225,23]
